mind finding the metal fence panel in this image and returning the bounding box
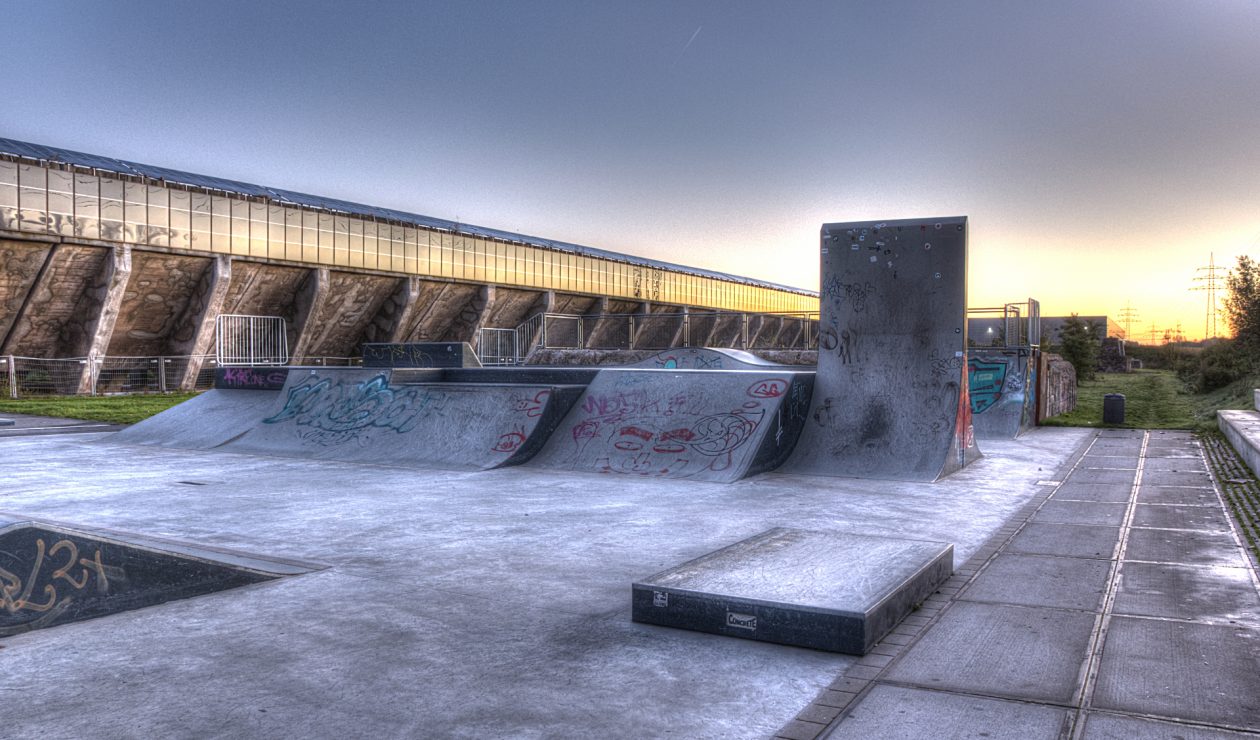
[215,314,289,366]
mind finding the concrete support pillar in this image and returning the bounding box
[287,267,330,364]
[359,276,422,344]
[169,255,232,391]
[746,314,769,349]
[628,302,652,349]
[669,306,690,348]
[461,285,496,350]
[582,297,611,349]
[77,244,132,394]
[519,290,554,352]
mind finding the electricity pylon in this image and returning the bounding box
[1191,252,1226,339]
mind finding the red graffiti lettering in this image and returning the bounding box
[747,379,787,398]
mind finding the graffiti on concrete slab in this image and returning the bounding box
[492,426,528,454]
[361,343,436,368]
[930,354,964,379]
[967,358,1009,414]
[1,536,110,631]
[747,378,787,398]
[513,389,552,418]
[566,383,767,477]
[217,366,290,391]
[263,373,448,445]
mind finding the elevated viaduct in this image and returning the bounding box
[0,138,818,391]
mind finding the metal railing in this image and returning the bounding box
[0,354,363,398]
[478,310,820,365]
[215,314,289,366]
[968,299,1041,349]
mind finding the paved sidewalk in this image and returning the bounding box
[787,429,1260,740]
[0,412,123,437]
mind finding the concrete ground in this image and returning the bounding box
[0,422,1256,739]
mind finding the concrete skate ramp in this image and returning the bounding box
[219,367,583,470]
[112,389,281,449]
[968,350,1036,438]
[624,348,784,370]
[527,368,813,482]
[784,216,981,481]
[0,516,301,637]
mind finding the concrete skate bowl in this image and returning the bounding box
[217,367,584,471]
[0,516,307,637]
[968,351,1035,439]
[526,368,814,482]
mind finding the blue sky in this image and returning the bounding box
[3,0,1258,337]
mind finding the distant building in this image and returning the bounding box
[967,315,1123,346]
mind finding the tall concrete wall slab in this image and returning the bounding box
[527,368,813,482]
[785,217,979,481]
[217,367,582,471]
[968,350,1036,439]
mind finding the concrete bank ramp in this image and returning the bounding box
[526,368,813,482]
[112,389,281,449]
[968,351,1036,438]
[624,348,784,370]
[218,368,583,471]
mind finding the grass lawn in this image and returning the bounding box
[1041,369,1256,431]
[0,393,199,425]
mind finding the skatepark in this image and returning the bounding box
[2,218,1259,739]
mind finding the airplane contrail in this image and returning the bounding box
[672,25,702,67]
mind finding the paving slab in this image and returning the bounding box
[1132,503,1231,531]
[825,684,1070,739]
[1113,562,1260,622]
[961,553,1110,611]
[1051,482,1132,503]
[1142,470,1215,488]
[1082,713,1259,739]
[1007,522,1120,559]
[881,601,1096,703]
[1141,456,1209,473]
[1066,468,1137,485]
[1136,485,1221,506]
[1088,440,1143,453]
[1141,446,1204,458]
[1125,527,1250,567]
[1032,500,1127,526]
[1080,454,1139,468]
[1093,617,1260,729]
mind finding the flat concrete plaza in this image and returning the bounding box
[0,424,1085,739]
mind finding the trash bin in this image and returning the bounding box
[1103,393,1125,425]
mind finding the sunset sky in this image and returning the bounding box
[3,1,1257,340]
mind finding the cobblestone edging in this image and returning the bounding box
[1201,432,1260,568]
[772,437,1095,740]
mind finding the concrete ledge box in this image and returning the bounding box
[632,528,952,654]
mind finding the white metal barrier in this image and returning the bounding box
[215,314,289,366]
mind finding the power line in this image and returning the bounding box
[1191,252,1227,339]
[1118,301,1139,340]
